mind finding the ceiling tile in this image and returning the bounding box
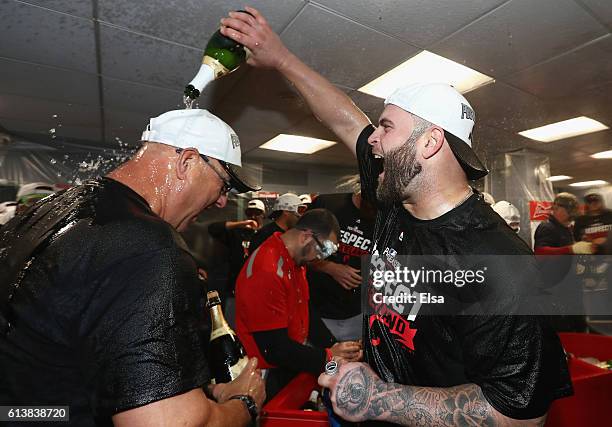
[281,3,419,88]
[505,35,612,99]
[17,0,92,18]
[99,23,203,90]
[465,82,552,133]
[432,0,608,78]
[578,0,612,29]
[102,78,184,116]
[0,58,99,105]
[0,0,96,73]
[315,0,507,47]
[0,93,100,129]
[0,117,101,143]
[98,0,305,48]
[349,90,384,122]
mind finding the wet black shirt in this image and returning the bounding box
[574,209,612,244]
[356,125,572,422]
[0,178,210,426]
[307,193,373,319]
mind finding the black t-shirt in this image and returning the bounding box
[208,221,255,295]
[534,215,575,248]
[248,221,285,256]
[356,125,572,422]
[307,193,373,319]
[574,210,612,242]
[0,178,210,426]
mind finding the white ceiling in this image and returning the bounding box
[1,0,611,182]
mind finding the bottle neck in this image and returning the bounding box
[209,303,235,338]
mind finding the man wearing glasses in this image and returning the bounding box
[235,208,363,399]
[0,109,266,427]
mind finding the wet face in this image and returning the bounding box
[368,106,427,205]
[174,152,229,232]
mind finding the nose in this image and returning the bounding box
[215,194,228,208]
[367,126,382,147]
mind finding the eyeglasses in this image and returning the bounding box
[310,232,339,259]
[175,148,232,195]
[200,154,232,195]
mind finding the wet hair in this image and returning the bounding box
[295,208,340,240]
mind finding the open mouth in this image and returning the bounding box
[373,153,384,180]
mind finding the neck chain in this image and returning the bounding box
[453,187,473,210]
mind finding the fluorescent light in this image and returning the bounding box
[591,150,612,159]
[569,180,608,187]
[518,116,608,142]
[358,50,494,99]
[259,134,337,154]
[547,175,573,182]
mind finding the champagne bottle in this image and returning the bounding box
[184,11,250,100]
[207,290,248,383]
[301,390,320,411]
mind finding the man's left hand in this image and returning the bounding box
[317,361,382,422]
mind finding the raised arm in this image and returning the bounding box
[220,6,370,154]
[319,362,546,427]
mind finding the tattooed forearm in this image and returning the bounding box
[333,366,545,426]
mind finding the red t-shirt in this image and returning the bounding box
[235,232,310,369]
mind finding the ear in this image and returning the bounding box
[421,127,445,159]
[176,149,199,180]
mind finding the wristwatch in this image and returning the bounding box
[229,394,258,426]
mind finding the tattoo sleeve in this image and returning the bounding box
[333,366,546,427]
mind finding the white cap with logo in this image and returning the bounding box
[141,109,259,193]
[385,82,488,180]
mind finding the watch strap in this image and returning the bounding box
[229,394,258,425]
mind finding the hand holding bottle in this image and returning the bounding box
[212,357,266,409]
[220,6,293,70]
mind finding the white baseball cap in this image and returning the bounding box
[492,201,520,224]
[299,194,312,204]
[385,82,488,180]
[141,109,260,193]
[271,193,304,217]
[246,199,265,213]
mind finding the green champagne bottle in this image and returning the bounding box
[184,12,250,100]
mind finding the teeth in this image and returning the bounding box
[373,154,383,159]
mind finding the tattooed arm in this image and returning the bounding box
[318,362,546,427]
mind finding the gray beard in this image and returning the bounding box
[376,139,422,205]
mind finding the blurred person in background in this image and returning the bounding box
[492,200,521,233]
[534,193,594,255]
[299,193,312,214]
[236,208,362,400]
[248,192,305,254]
[574,193,612,253]
[0,109,264,427]
[208,199,266,327]
[307,187,375,342]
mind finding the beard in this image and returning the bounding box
[376,139,422,205]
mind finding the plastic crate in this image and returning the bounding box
[546,333,612,427]
[260,373,330,427]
